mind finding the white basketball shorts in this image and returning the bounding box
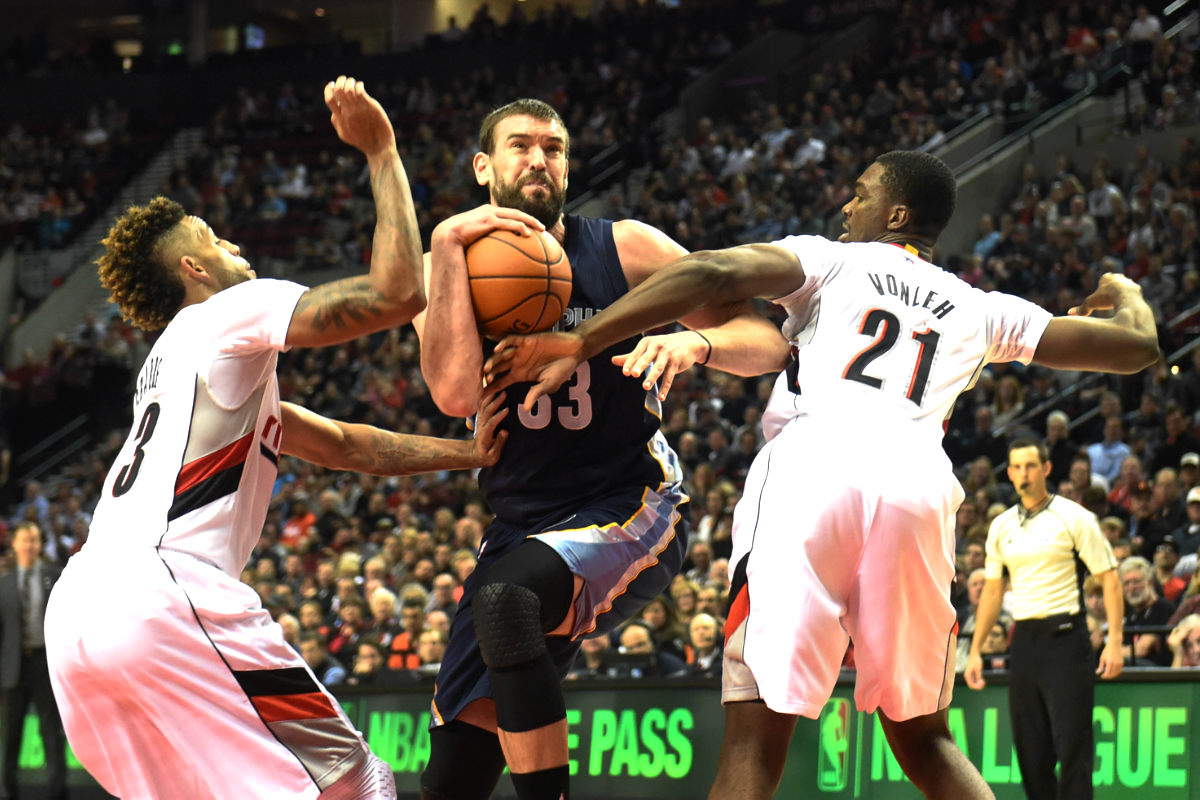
[721,414,962,722]
[44,546,394,800]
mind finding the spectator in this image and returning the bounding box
[1153,536,1187,604]
[991,375,1026,429]
[685,540,713,585]
[637,595,688,663]
[278,613,301,650]
[977,621,1011,671]
[1083,575,1110,655]
[1151,405,1200,474]
[1045,410,1078,486]
[614,621,686,678]
[415,629,448,677]
[1,522,66,800]
[347,639,409,688]
[566,635,615,680]
[327,598,369,661]
[696,584,725,621]
[366,587,402,648]
[299,632,346,687]
[425,573,458,618]
[1174,486,1200,559]
[386,594,427,671]
[1120,556,1175,666]
[1179,453,1200,492]
[1166,614,1200,668]
[686,613,723,678]
[1087,416,1132,484]
[669,577,700,627]
[1108,455,1145,512]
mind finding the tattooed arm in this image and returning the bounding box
[279,393,508,476]
[286,76,425,349]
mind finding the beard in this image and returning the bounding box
[492,171,566,229]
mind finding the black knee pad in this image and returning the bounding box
[474,582,547,669]
[421,721,506,800]
[477,539,575,632]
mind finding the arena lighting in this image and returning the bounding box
[113,39,143,58]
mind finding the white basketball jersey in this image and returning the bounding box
[761,236,1052,443]
[85,278,306,576]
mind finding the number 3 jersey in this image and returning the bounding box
[762,235,1052,444]
[85,278,307,577]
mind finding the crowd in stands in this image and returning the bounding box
[0,102,170,255]
[2,0,1200,685]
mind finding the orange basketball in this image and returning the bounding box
[466,229,572,340]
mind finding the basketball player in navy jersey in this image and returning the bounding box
[412,99,790,800]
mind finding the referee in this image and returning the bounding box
[965,438,1124,800]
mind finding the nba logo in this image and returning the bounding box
[817,697,851,791]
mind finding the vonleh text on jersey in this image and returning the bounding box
[866,272,956,319]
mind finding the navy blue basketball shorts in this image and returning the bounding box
[430,481,688,727]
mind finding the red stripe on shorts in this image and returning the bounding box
[725,583,750,644]
[252,692,338,723]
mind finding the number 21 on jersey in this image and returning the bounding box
[842,308,941,406]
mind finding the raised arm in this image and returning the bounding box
[414,205,545,418]
[1032,273,1159,374]
[486,242,803,408]
[279,392,507,476]
[286,77,425,348]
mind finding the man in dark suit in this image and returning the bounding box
[1,522,66,799]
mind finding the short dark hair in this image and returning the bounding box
[299,631,328,649]
[479,98,569,158]
[1008,437,1049,463]
[97,197,188,331]
[874,151,957,238]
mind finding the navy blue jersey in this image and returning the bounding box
[479,215,678,528]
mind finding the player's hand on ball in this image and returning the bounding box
[471,390,509,466]
[324,76,395,158]
[433,204,545,249]
[1069,273,1142,317]
[612,330,709,401]
[485,333,584,410]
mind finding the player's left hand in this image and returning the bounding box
[613,330,709,401]
[484,332,584,411]
[471,390,509,466]
[1096,640,1124,679]
[324,76,396,158]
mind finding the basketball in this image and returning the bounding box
[466,228,572,340]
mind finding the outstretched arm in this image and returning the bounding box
[279,392,508,476]
[1032,273,1159,374]
[487,243,803,409]
[286,77,425,348]
[611,220,791,400]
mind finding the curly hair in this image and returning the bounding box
[96,196,187,331]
